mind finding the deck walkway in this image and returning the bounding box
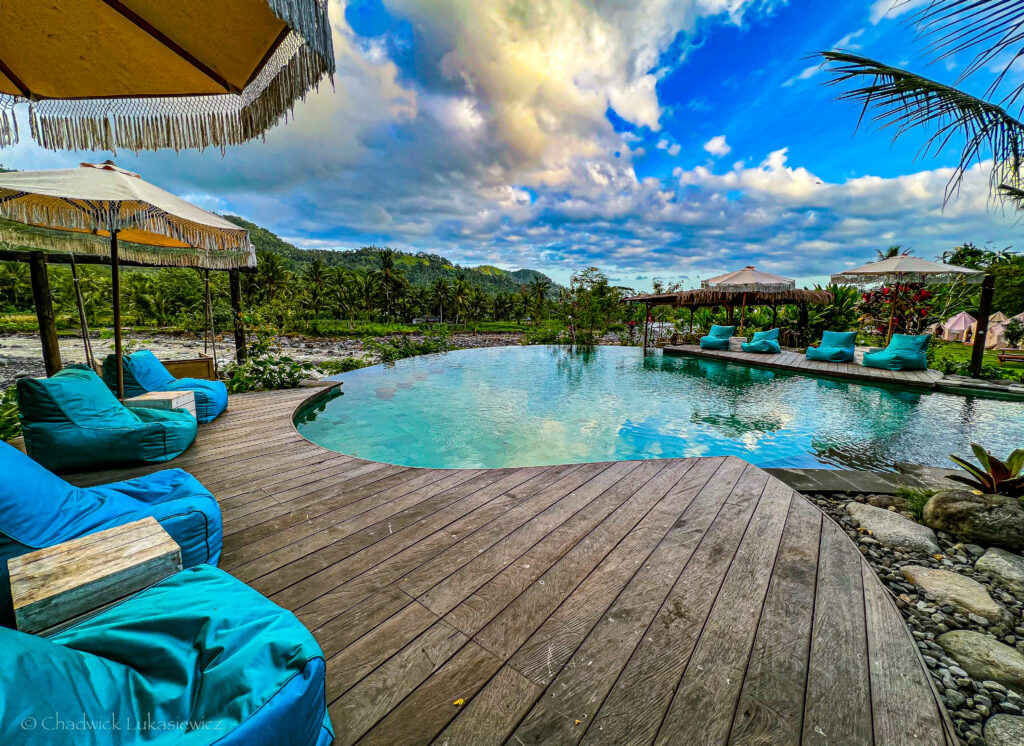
[67,389,956,745]
[663,344,944,389]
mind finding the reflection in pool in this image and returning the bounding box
[295,345,1024,470]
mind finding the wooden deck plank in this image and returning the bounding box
[663,344,941,389]
[58,388,955,746]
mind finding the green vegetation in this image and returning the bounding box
[895,487,937,522]
[363,329,451,363]
[948,444,1024,498]
[1,386,20,441]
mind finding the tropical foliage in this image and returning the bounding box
[948,444,1024,498]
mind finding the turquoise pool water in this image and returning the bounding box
[296,345,1024,470]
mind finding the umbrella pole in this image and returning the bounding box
[740,293,747,336]
[885,275,900,344]
[110,229,124,399]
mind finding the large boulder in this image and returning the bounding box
[846,502,940,555]
[900,565,1008,624]
[938,630,1024,694]
[986,715,1024,746]
[977,548,1024,596]
[922,490,1024,552]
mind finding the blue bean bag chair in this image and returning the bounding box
[862,333,931,371]
[700,324,735,351]
[0,440,222,628]
[17,367,197,473]
[0,564,334,746]
[104,350,228,423]
[806,330,857,362]
[741,328,781,354]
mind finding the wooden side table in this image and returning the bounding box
[125,390,197,418]
[9,517,182,635]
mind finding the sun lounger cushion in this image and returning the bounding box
[862,333,930,371]
[806,331,857,362]
[700,324,735,350]
[17,367,197,472]
[741,328,781,354]
[0,565,333,746]
[0,440,221,628]
[104,350,228,423]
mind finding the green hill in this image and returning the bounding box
[223,216,559,297]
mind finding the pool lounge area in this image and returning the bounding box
[59,386,958,745]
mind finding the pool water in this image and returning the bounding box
[295,345,1024,471]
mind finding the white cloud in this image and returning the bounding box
[869,0,928,24]
[703,135,732,157]
[657,139,682,156]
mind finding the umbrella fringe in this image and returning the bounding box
[0,221,253,270]
[25,31,331,154]
[0,95,17,147]
[830,272,985,286]
[0,193,254,259]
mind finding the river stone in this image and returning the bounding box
[938,631,1024,694]
[985,714,1024,746]
[900,565,1008,624]
[923,490,1024,552]
[846,502,940,554]
[977,548,1024,596]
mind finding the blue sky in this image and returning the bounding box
[2,0,1019,290]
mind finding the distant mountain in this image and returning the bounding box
[224,215,559,296]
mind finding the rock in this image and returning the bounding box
[985,714,1024,746]
[901,566,1007,623]
[977,548,1024,596]
[939,631,1024,694]
[867,494,910,511]
[846,503,940,555]
[923,491,1024,552]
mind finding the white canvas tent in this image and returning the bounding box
[939,311,976,342]
[966,312,1009,349]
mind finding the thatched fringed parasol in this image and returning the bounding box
[621,288,834,308]
[0,161,255,397]
[0,0,334,153]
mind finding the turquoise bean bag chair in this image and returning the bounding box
[741,328,781,354]
[862,333,931,371]
[0,564,334,746]
[0,440,222,628]
[806,331,857,362]
[699,324,735,351]
[104,350,228,423]
[17,367,197,473]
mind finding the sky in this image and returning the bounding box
[1,0,1021,291]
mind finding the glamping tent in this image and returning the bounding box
[966,312,1009,348]
[939,311,976,342]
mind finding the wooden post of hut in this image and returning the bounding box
[28,251,62,376]
[229,269,246,363]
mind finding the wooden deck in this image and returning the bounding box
[67,389,957,745]
[663,345,945,389]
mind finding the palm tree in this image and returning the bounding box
[430,277,451,322]
[875,245,910,262]
[0,261,30,308]
[451,276,471,324]
[527,277,551,321]
[251,251,291,304]
[303,257,327,319]
[374,248,408,321]
[820,2,1024,203]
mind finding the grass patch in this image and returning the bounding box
[895,486,937,521]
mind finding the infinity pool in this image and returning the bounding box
[295,345,1024,470]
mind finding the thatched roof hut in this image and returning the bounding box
[622,287,833,308]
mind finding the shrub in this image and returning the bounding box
[522,326,567,345]
[895,487,937,521]
[1006,318,1024,348]
[223,355,317,393]
[363,330,450,363]
[317,357,370,375]
[1,386,20,441]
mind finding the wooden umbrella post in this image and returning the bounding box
[740,293,747,336]
[110,227,124,399]
[28,250,62,376]
[229,269,246,363]
[885,274,901,345]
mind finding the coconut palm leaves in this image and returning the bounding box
[820,50,1024,200]
[947,443,1024,496]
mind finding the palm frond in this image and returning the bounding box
[820,50,1024,200]
[913,0,1024,108]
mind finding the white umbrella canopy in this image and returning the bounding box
[0,161,254,268]
[701,265,796,293]
[0,0,334,153]
[832,256,984,343]
[830,256,983,286]
[0,161,255,397]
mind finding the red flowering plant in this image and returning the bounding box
[859,283,934,335]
